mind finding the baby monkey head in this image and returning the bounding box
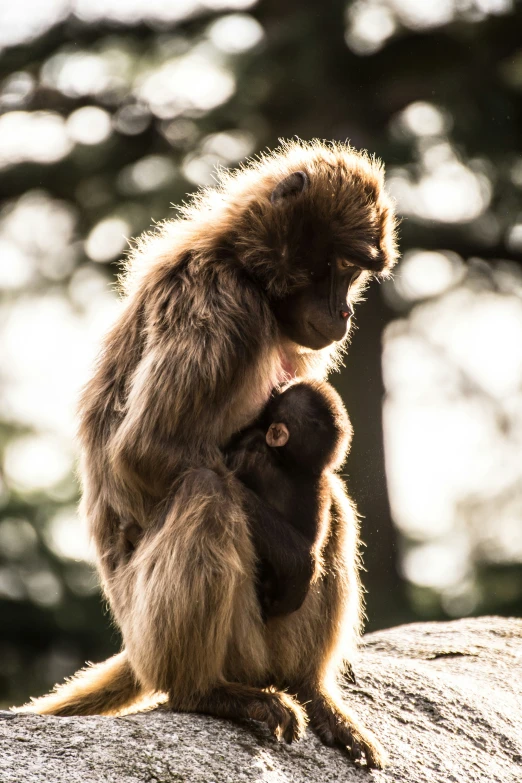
[263,381,352,472]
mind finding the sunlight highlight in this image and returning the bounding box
[4,434,73,493]
[66,106,112,145]
[394,250,464,301]
[345,2,397,55]
[0,279,120,438]
[136,52,236,118]
[85,217,130,262]
[384,265,522,603]
[118,155,177,194]
[46,507,94,562]
[398,101,449,137]
[0,111,73,168]
[208,13,264,53]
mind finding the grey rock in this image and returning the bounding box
[1,617,521,782]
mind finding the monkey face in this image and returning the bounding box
[266,166,391,350]
[274,259,369,350]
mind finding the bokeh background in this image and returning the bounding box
[1,0,522,708]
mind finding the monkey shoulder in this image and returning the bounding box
[113,257,281,441]
[165,258,274,333]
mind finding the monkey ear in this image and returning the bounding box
[270,171,308,205]
[266,422,290,448]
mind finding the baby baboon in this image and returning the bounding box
[226,381,351,619]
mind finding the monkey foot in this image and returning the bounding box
[250,688,307,743]
[299,688,387,769]
[190,683,307,744]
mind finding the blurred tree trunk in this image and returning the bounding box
[336,288,410,631]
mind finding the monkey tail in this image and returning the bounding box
[14,651,147,717]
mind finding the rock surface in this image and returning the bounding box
[1,617,521,783]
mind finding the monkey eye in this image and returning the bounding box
[336,259,365,281]
[336,258,364,285]
[336,258,355,272]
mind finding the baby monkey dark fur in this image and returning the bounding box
[119,380,352,621]
[225,380,351,618]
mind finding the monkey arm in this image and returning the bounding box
[106,263,276,490]
[240,486,315,617]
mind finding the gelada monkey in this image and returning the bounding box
[18,140,398,768]
[225,380,351,620]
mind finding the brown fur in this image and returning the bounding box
[17,140,398,768]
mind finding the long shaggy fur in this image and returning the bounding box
[17,139,397,768]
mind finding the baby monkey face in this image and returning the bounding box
[266,422,290,447]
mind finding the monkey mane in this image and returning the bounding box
[120,139,398,300]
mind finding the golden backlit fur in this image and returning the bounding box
[17,140,398,768]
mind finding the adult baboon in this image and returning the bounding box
[19,140,398,767]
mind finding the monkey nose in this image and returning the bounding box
[340,304,354,319]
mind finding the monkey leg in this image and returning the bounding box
[266,474,386,768]
[266,584,387,766]
[110,467,267,706]
[175,682,307,744]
